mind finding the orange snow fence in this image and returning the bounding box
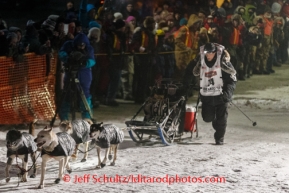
[0,53,57,124]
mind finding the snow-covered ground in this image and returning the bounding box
[0,80,289,192]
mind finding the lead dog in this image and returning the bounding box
[59,119,92,162]
[89,122,124,168]
[5,129,37,183]
[34,126,75,189]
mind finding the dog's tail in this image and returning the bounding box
[29,119,38,136]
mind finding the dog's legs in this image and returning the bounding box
[71,144,79,162]
[101,148,110,168]
[110,145,118,166]
[66,156,72,174]
[5,157,13,183]
[55,158,65,184]
[81,141,89,162]
[21,154,28,182]
[38,155,50,189]
[30,152,37,178]
[96,146,102,169]
[108,146,113,160]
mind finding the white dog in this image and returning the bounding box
[89,122,124,168]
[34,126,75,189]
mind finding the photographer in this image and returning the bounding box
[58,33,96,121]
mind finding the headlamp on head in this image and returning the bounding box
[204,43,216,54]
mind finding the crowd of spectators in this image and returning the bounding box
[0,0,289,107]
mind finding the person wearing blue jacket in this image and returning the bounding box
[58,33,96,121]
[78,0,99,33]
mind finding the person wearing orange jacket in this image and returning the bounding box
[173,14,202,81]
[257,6,274,75]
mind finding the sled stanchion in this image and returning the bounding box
[125,80,191,146]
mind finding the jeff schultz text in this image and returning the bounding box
[65,174,226,185]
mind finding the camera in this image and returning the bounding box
[66,51,86,72]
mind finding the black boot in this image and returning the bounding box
[215,137,224,145]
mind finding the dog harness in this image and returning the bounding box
[71,120,90,144]
[41,132,76,157]
[93,124,124,149]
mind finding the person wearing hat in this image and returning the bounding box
[58,33,96,121]
[183,42,237,145]
[119,16,136,101]
[8,26,29,62]
[131,16,156,103]
[87,26,102,107]
[103,19,127,106]
[173,14,203,81]
[9,27,23,47]
[222,14,247,80]
[243,3,257,28]
[272,2,282,15]
[78,0,97,32]
[164,14,178,41]
[251,15,266,75]
[51,16,70,51]
[198,8,208,23]
[113,12,123,22]
[204,15,215,31]
[199,27,210,46]
[154,29,175,80]
[221,0,234,16]
[0,14,7,30]
[269,16,284,68]
[120,1,140,23]
[256,6,274,75]
[208,0,219,16]
[21,22,52,56]
[243,17,263,78]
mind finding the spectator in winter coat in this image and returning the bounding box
[104,19,127,106]
[21,23,52,55]
[79,1,97,33]
[88,26,101,107]
[58,33,96,120]
[131,16,156,103]
[243,25,263,78]
[155,29,175,79]
[7,27,29,62]
[174,14,202,81]
[118,16,137,101]
[63,0,78,22]
[199,27,210,46]
[121,1,141,23]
